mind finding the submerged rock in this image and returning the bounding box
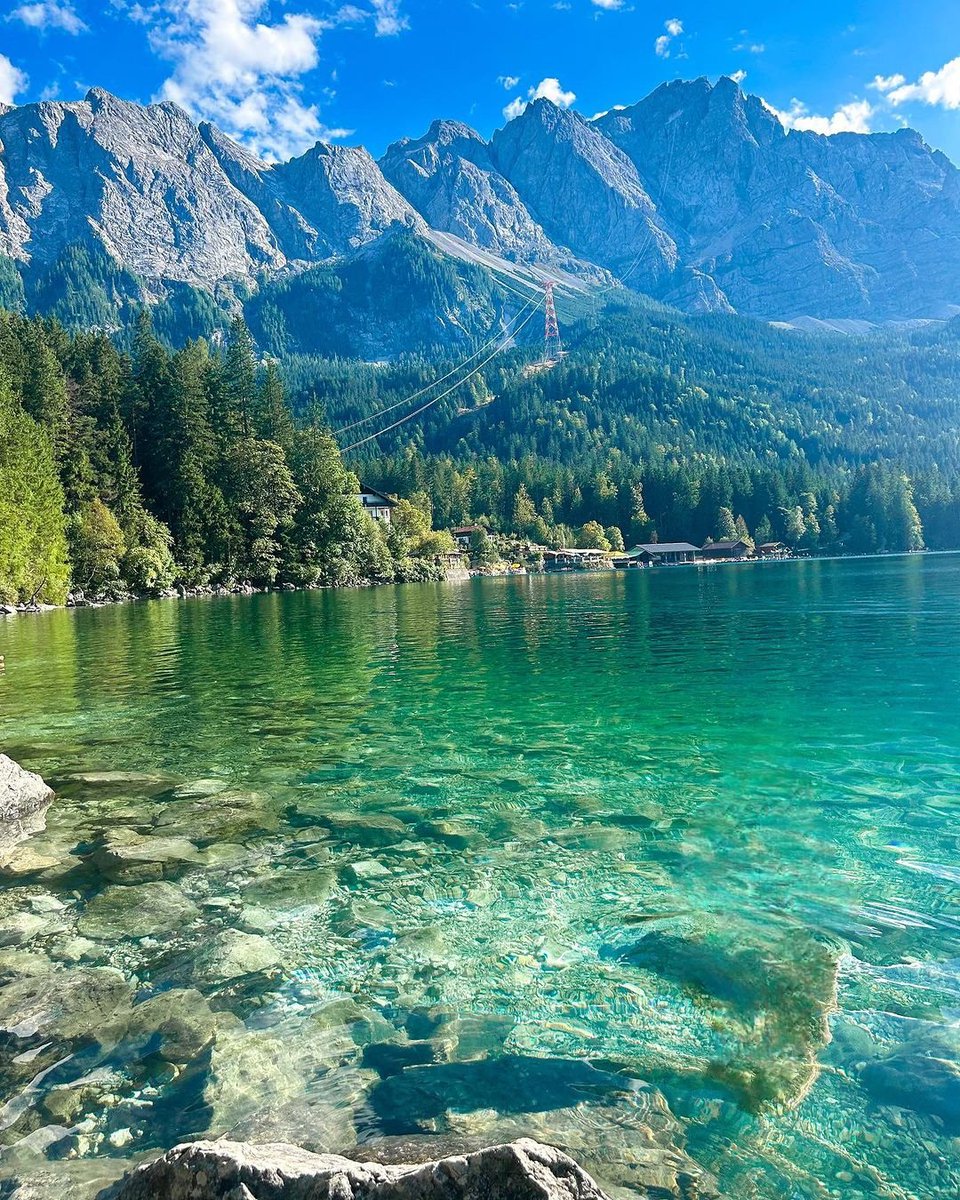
[67,771,169,788]
[88,829,202,882]
[107,988,219,1064]
[107,1137,615,1200]
[0,754,55,866]
[77,882,200,941]
[0,959,131,1040]
[191,930,281,984]
[154,790,279,842]
[203,1018,366,1147]
[860,1025,960,1128]
[323,812,409,847]
[604,927,841,1111]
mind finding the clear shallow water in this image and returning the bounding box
[1,555,959,1198]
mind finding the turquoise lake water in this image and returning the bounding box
[1,554,959,1198]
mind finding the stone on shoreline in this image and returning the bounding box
[0,754,55,866]
[104,1137,615,1200]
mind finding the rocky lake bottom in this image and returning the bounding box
[1,557,959,1199]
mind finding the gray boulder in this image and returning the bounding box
[0,754,55,865]
[106,1138,614,1200]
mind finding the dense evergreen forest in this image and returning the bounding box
[2,295,958,606]
[285,303,960,554]
[0,312,454,605]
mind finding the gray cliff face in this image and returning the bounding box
[0,89,422,292]
[106,1138,617,1200]
[271,141,426,260]
[379,119,559,264]
[595,77,960,319]
[0,80,958,320]
[196,123,425,264]
[489,100,678,283]
[0,89,286,287]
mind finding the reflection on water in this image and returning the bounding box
[1,555,960,1198]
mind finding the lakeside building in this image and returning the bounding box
[358,486,396,523]
[628,542,699,565]
[757,541,790,558]
[612,548,656,569]
[452,525,484,551]
[543,548,611,571]
[699,538,752,560]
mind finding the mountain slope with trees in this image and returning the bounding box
[0,313,454,606]
[3,290,959,609]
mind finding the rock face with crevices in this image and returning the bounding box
[0,754,54,865]
[2,77,959,325]
[106,1138,616,1200]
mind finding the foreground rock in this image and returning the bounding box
[0,754,55,865]
[107,1138,615,1200]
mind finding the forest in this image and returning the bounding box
[286,303,958,554]
[0,312,454,606]
[1,297,958,606]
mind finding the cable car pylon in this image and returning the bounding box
[522,280,566,376]
[544,280,562,364]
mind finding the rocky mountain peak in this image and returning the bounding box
[490,95,676,279]
[0,82,957,323]
[380,116,558,263]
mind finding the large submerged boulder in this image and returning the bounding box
[106,1138,615,1200]
[0,754,55,865]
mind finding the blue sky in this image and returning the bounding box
[2,0,959,163]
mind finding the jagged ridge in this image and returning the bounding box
[0,78,958,324]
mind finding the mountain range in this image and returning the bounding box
[1,77,959,341]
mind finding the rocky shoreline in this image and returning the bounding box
[0,563,513,621]
[103,1138,615,1200]
[0,572,454,620]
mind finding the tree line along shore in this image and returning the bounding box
[0,309,942,609]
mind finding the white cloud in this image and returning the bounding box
[0,53,28,103]
[498,74,520,90]
[10,0,87,33]
[591,0,624,9]
[502,76,575,121]
[589,103,626,119]
[503,96,526,121]
[655,16,682,58]
[142,0,390,160]
[370,0,407,37]
[769,97,874,135]
[730,69,747,84]
[882,57,960,110]
[869,73,906,92]
[734,41,764,54]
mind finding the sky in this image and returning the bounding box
[1,0,960,164]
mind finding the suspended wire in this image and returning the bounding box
[332,290,541,437]
[337,119,677,453]
[341,299,545,454]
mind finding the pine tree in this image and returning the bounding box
[0,368,70,604]
[223,316,257,440]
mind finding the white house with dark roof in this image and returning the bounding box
[358,485,396,523]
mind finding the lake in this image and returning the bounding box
[1,554,959,1198]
